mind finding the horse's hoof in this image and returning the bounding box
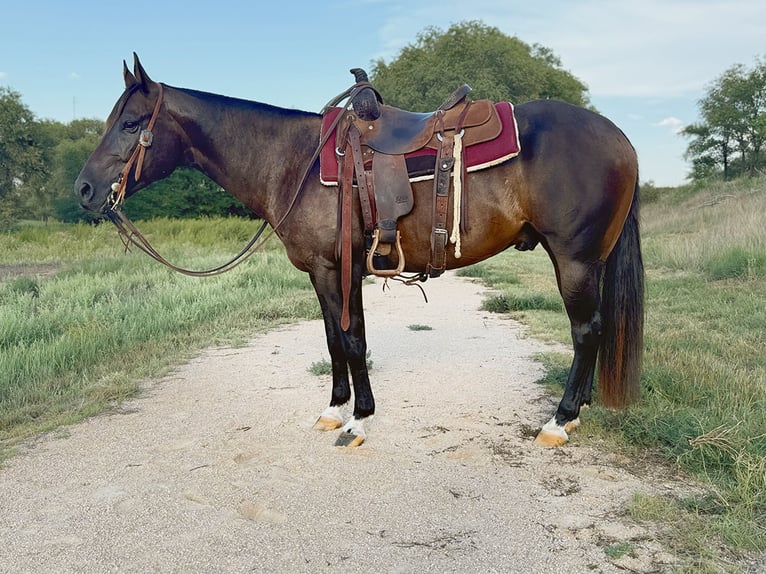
[533,416,572,447]
[334,416,369,447]
[314,405,344,431]
[335,432,365,447]
[533,429,569,447]
[313,416,343,431]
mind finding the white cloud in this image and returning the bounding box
[69,72,81,80]
[0,71,7,81]
[656,117,685,134]
[509,0,766,98]
[372,0,766,99]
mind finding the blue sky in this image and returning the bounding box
[2,0,765,187]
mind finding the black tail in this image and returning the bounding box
[598,178,644,408]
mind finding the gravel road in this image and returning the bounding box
[0,273,681,573]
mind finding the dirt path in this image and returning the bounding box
[0,274,680,573]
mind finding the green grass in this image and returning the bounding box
[457,247,570,343]
[308,358,333,377]
[603,542,636,560]
[458,177,766,568]
[407,324,433,331]
[480,292,562,313]
[308,351,373,376]
[0,218,319,458]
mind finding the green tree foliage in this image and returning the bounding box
[683,59,766,181]
[47,118,105,223]
[0,88,48,226]
[369,21,590,111]
[122,168,252,220]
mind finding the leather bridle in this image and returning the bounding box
[109,83,165,210]
[103,79,362,278]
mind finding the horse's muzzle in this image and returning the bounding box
[74,177,109,214]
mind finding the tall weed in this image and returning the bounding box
[642,178,766,279]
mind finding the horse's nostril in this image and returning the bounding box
[78,181,94,201]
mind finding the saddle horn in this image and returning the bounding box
[349,68,381,121]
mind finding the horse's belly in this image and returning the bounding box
[397,209,525,272]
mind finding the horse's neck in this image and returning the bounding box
[168,86,319,222]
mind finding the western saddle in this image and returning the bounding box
[330,69,502,329]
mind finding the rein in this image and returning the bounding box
[107,209,269,277]
[104,80,366,277]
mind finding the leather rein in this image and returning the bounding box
[104,80,365,278]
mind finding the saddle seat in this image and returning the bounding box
[354,83,473,155]
[361,107,435,155]
[351,85,500,157]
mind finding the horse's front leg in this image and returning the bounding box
[310,261,374,447]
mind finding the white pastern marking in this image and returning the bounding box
[341,416,372,439]
[319,405,345,425]
[541,416,569,442]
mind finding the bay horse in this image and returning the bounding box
[75,54,643,447]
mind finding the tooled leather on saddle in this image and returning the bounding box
[319,99,520,185]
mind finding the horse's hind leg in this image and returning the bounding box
[310,264,374,446]
[535,257,603,447]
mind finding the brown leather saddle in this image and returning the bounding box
[333,69,503,281]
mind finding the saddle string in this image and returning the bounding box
[105,81,369,277]
[450,130,464,258]
[388,273,429,303]
[447,100,473,258]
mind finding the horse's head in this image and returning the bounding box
[75,54,183,215]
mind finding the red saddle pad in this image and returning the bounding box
[319,101,521,186]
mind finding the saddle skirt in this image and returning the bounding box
[319,101,521,186]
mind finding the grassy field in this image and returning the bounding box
[1,180,765,570]
[459,177,766,571]
[0,218,319,455]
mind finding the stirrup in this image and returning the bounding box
[366,229,405,277]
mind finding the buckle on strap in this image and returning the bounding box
[431,227,449,251]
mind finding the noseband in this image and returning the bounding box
[109,83,165,209]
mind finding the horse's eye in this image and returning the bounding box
[122,121,140,133]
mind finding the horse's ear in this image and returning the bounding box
[132,52,153,93]
[123,59,138,89]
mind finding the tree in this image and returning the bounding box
[684,60,766,180]
[370,21,590,111]
[51,137,104,222]
[122,168,253,221]
[682,122,724,180]
[43,118,105,222]
[0,88,48,226]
